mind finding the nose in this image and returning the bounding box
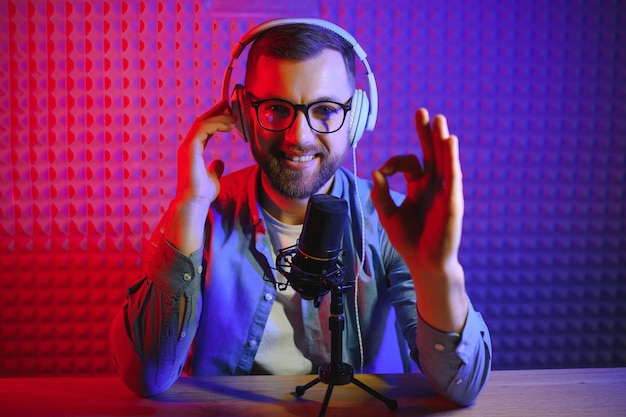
[284,110,314,146]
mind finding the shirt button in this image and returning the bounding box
[183,273,192,281]
[434,343,445,351]
[264,293,273,301]
[249,339,258,347]
[197,265,203,274]
[180,331,186,338]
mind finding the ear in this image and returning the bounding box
[230,84,250,142]
[348,89,369,148]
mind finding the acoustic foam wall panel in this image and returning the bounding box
[0,0,624,376]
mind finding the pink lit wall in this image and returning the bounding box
[1,0,624,376]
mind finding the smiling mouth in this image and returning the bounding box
[282,152,316,163]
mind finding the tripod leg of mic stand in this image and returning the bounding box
[352,377,398,410]
[318,382,335,417]
[295,377,320,397]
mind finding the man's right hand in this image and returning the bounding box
[164,100,237,256]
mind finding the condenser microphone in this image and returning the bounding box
[275,194,348,302]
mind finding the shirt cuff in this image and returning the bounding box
[144,234,204,298]
[414,298,491,405]
[415,313,463,371]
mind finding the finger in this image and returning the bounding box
[188,99,236,147]
[202,117,237,134]
[371,169,397,218]
[444,134,463,204]
[187,116,236,149]
[380,154,424,181]
[415,108,435,174]
[432,114,450,181]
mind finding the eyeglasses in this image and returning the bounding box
[247,92,352,134]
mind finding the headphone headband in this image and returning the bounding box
[230,18,366,61]
[221,18,378,132]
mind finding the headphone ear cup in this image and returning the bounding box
[230,84,250,142]
[348,89,369,148]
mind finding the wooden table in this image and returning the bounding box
[1,368,624,416]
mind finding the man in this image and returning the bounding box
[110,19,492,406]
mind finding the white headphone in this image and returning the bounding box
[222,18,378,148]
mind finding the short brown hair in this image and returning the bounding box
[245,23,356,87]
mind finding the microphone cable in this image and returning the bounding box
[351,144,365,374]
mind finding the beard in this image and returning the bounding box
[251,141,348,199]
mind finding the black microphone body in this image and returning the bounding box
[276,194,348,302]
[275,196,398,412]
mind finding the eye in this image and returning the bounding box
[261,101,292,120]
[311,102,342,120]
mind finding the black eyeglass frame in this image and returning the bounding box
[247,92,352,134]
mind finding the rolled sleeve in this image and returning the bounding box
[146,235,204,297]
[111,234,204,397]
[414,299,492,406]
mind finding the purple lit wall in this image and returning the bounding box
[1,0,624,376]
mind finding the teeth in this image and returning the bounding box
[288,154,314,163]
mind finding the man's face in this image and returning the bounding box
[245,49,354,200]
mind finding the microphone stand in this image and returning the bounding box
[294,280,398,417]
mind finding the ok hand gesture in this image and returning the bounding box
[371,108,468,332]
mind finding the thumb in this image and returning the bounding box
[208,159,225,179]
[371,169,397,218]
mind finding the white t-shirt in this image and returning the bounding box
[252,209,314,375]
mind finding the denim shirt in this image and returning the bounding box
[110,166,492,406]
